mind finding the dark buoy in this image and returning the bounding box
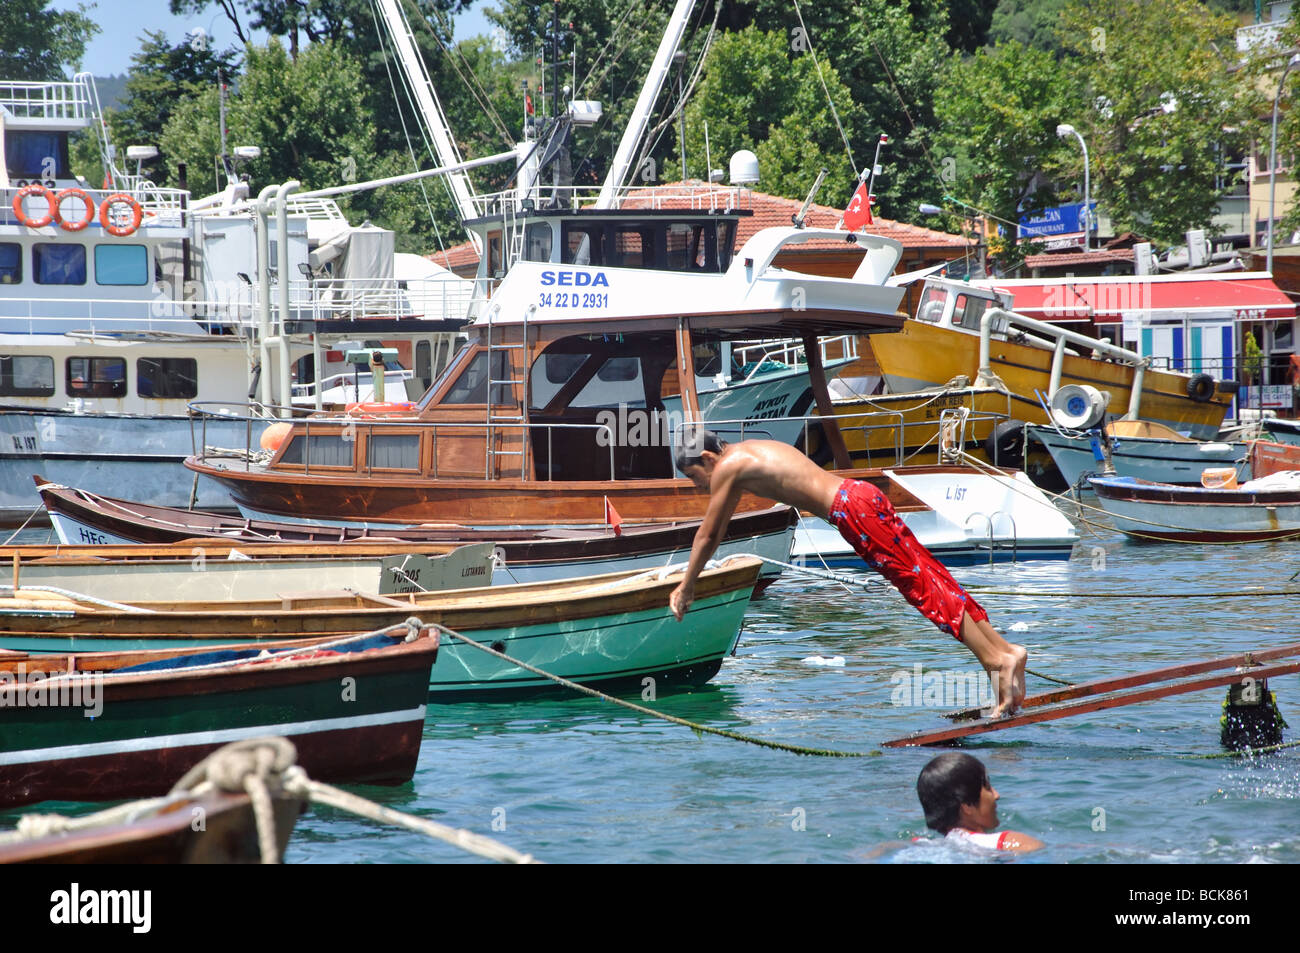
[1220,675,1288,750]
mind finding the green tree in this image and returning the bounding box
[1057,0,1258,246]
[988,0,1068,52]
[0,0,99,81]
[674,27,861,205]
[932,40,1075,270]
[159,39,378,210]
[1252,18,1300,241]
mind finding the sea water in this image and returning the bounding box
[6,517,1299,863]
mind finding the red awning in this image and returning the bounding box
[987,273,1297,324]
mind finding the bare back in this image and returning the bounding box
[712,440,844,518]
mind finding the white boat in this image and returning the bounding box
[1027,419,1251,490]
[791,465,1078,566]
[1088,471,1300,542]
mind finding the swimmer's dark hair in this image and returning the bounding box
[916,752,989,834]
[674,428,728,473]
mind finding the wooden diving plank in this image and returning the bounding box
[884,659,1300,748]
[942,642,1300,723]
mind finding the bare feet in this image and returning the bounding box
[990,644,1028,717]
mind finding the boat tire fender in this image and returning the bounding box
[1187,373,1216,403]
[12,183,57,228]
[55,188,97,231]
[985,419,1027,469]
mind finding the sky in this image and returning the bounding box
[52,0,499,76]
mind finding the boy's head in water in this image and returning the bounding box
[917,752,997,834]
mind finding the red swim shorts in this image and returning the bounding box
[828,479,988,640]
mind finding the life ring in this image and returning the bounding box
[1186,373,1216,403]
[12,183,57,228]
[344,401,416,416]
[99,192,143,237]
[54,188,96,231]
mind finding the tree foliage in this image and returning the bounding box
[0,0,99,81]
[1056,0,1258,247]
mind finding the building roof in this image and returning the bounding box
[1023,248,1135,270]
[428,181,967,272]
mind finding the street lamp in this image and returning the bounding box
[1057,123,1092,251]
[1266,53,1300,274]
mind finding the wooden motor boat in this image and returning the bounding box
[1088,472,1300,542]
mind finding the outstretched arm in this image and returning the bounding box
[670,470,743,621]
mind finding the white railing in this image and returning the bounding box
[467,182,753,217]
[0,80,92,122]
[732,335,858,381]
[285,197,351,227]
[2,185,189,229]
[291,368,413,399]
[1237,20,1285,56]
[0,295,255,336]
[289,276,475,324]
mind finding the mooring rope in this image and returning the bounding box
[1180,738,1300,760]
[431,622,876,758]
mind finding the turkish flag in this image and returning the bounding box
[843,181,873,230]
[525,94,534,116]
[604,496,623,536]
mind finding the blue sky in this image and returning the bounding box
[52,0,499,76]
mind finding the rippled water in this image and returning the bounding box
[7,516,1300,863]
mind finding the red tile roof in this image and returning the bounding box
[1023,248,1135,270]
[427,181,966,272]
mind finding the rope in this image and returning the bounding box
[967,587,1300,599]
[2,502,46,545]
[431,622,875,758]
[791,0,856,174]
[0,583,157,614]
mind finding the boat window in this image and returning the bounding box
[572,355,644,406]
[95,244,148,286]
[563,226,603,265]
[34,243,86,285]
[278,434,353,467]
[0,355,54,396]
[0,243,20,284]
[717,221,735,271]
[611,226,654,269]
[443,350,513,404]
[541,352,586,385]
[916,286,948,323]
[367,433,420,470]
[597,357,639,381]
[4,131,69,180]
[954,294,992,331]
[137,357,198,399]
[525,223,553,262]
[487,232,503,277]
[66,357,126,397]
[415,341,432,390]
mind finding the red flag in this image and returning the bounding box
[525,93,534,116]
[843,181,873,230]
[604,496,623,536]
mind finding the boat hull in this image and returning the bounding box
[1089,475,1300,542]
[1027,425,1250,489]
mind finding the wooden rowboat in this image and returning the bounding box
[0,625,439,809]
[35,479,797,589]
[0,559,763,699]
[1088,472,1300,542]
[0,789,305,863]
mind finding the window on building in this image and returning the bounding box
[0,243,20,284]
[137,358,197,399]
[0,356,54,396]
[95,244,148,286]
[66,357,126,397]
[34,243,86,285]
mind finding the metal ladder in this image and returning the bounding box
[483,305,530,479]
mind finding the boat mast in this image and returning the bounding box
[594,0,698,209]
[375,0,482,254]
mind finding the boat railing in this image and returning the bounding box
[0,79,92,121]
[467,182,752,217]
[0,294,256,335]
[965,511,1018,565]
[981,307,1150,418]
[188,401,616,480]
[731,335,858,382]
[1,184,190,229]
[288,276,475,324]
[290,368,414,399]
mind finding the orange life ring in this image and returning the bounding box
[12,184,57,228]
[344,401,417,417]
[99,192,143,237]
[55,188,96,232]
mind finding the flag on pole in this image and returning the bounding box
[843,180,873,230]
[604,496,623,536]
